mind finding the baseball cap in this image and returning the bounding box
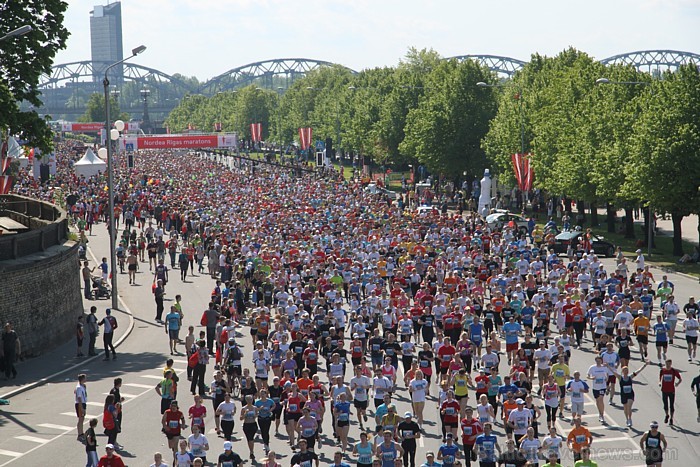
[650,421,659,428]
[223,441,232,450]
[404,412,413,418]
[105,444,115,450]
[516,398,525,404]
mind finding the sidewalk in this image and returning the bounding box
[0,226,132,400]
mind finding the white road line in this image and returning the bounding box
[60,412,99,419]
[123,383,153,389]
[140,375,164,380]
[593,436,635,443]
[14,436,49,444]
[86,401,104,407]
[102,392,139,398]
[37,424,72,431]
[1,368,178,466]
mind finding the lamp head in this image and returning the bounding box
[595,78,610,85]
[131,45,147,56]
[476,82,489,87]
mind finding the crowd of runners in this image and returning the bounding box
[11,140,700,467]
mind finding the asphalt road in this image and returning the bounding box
[0,222,698,467]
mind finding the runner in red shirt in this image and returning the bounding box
[659,359,682,425]
[460,407,484,462]
[440,391,461,440]
[437,337,456,377]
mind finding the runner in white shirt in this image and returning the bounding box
[683,313,699,361]
[587,356,612,423]
[663,296,680,343]
[350,367,372,428]
[507,399,532,439]
[187,425,209,461]
[74,374,88,441]
[566,371,590,423]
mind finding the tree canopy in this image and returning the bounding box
[0,0,70,153]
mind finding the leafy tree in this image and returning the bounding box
[400,58,497,177]
[78,93,128,123]
[0,0,70,153]
[624,64,700,255]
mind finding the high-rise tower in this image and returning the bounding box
[90,2,123,81]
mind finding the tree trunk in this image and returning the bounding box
[563,198,572,214]
[624,206,635,239]
[606,203,616,233]
[590,202,599,227]
[577,199,586,227]
[671,213,684,256]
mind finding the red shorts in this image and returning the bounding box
[506,342,519,352]
[607,375,616,384]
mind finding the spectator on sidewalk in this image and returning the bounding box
[98,309,118,361]
[1,323,20,380]
[86,306,99,356]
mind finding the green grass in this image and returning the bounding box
[588,225,700,278]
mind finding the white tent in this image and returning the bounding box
[74,148,107,178]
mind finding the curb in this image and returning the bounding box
[0,243,136,401]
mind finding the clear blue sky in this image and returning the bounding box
[55,0,700,80]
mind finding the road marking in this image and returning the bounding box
[593,436,635,443]
[123,383,153,389]
[102,392,139,398]
[0,451,21,458]
[37,424,72,431]
[140,375,164,380]
[60,412,98,419]
[86,401,104,407]
[14,436,49,444]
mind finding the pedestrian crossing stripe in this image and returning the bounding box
[14,436,49,444]
[37,423,73,431]
[60,412,98,419]
[0,450,22,458]
[140,375,165,380]
[123,383,153,389]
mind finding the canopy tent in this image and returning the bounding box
[73,148,106,178]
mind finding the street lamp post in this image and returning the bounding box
[140,88,151,134]
[596,77,654,257]
[0,25,32,42]
[103,45,146,310]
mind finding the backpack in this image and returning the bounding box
[230,345,242,362]
[188,351,199,368]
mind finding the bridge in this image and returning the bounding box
[33,50,699,124]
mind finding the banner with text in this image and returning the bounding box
[59,122,139,133]
[119,134,237,151]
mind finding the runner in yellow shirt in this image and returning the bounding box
[550,356,570,415]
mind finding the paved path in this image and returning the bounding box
[1,212,699,466]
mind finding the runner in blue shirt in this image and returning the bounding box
[164,306,181,355]
[653,316,670,363]
[503,316,522,365]
[475,423,501,466]
[437,433,460,467]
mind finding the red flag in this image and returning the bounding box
[523,154,534,191]
[250,123,262,142]
[511,153,524,189]
[298,127,312,150]
[511,153,534,191]
[27,148,35,163]
[0,140,10,175]
[0,175,13,194]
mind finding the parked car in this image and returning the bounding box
[364,183,398,200]
[552,231,616,257]
[485,210,530,234]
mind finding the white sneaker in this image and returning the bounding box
[599,416,604,423]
